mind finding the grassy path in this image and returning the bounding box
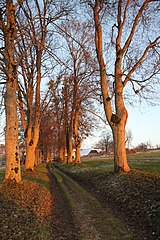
[49,165,133,240]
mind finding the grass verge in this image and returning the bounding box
[52,161,160,240]
[50,165,133,240]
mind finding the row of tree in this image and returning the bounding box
[0,0,99,183]
[0,0,159,183]
[94,129,158,154]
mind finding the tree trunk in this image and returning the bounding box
[24,124,40,170]
[39,150,43,164]
[75,140,81,164]
[23,121,40,171]
[59,147,63,161]
[73,73,81,164]
[59,146,66,162]
[24,79,40,171]
[46,148,51,163]
[112,113,130,173]
[5,81,21,183]
[25,143,36,171]
[93,2,130,173]
[74,111,81,164]
[66,129,73,164]
[4,0,21,183]
[34,146,39,167]
[63,144,66,163]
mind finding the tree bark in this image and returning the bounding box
[5,80,21,182]
[66,129,73,164]
[39,150,43,164]
[112,110,130,172]
[73,71,81,164]
[4,0,21,183]
[46,148,51,163]
[24,56,41,171]
[74,109,81,164]
[25,144,35,171]
[34,146,39,167]
[75,139,81,164]
[93,1,130,173]
[17,0,47,171]
[59,146,64,161]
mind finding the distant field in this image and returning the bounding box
[81,151,160,176]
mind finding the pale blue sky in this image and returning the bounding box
[82,104,160,149]
[126,104,160,148]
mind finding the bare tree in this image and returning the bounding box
[16,0,73,170]
[53,19,99,164]
[86,0,160,173]
[39,79,66,163]
[94,130,113,154]
[16,0,48,171]
[125,129,133,149]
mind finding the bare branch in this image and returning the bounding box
[122,0,149,55]
[124,36,160,86]
[82,106,108,125]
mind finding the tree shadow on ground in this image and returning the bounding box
[47,169,80,240]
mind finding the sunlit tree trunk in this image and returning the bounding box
[4,0,21,183]
[74,108,81,164]
[59,142,66,162]
[93,1,130,173]
[75,138,81,164]
[112,51,130,172]
[111,93,130,172]
[59,146,64,161]
[35,146,39,167]
[64,82,73,164]
[25,146,35,170]
[66,128,73,164]
[46,148,51,163]
[39,150,43,164]
[112,122,130,172]
[68,132,73,163]
[57,119,66,162]
[24,51,41,171]
[73,72,81,164]
[17,0,47,171]
[5,81,21,182]
[18,61,39,171]
[63,144,66,163]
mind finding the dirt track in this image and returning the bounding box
[49,165,133,240]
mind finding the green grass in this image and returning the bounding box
[82,159,113,167]
[52,156,160,239]
[129,162,160,175]
[128,152,160,175]
[50,165,133,239]
[22,164,51,190]
[81,151,160,176]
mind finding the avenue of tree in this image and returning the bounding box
[0,0,159,182]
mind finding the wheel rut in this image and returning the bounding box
[49,165,133,240]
